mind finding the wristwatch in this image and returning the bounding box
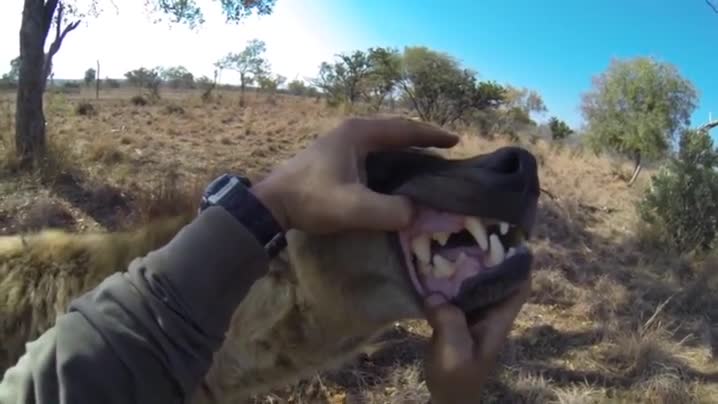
[199,173,286,257]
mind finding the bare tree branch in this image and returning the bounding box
[43,2,81,84]
[707,0,718,13]
[698,120,718,133]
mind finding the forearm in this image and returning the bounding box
[0,207,270,404]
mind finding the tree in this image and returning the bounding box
[548,117,573,140]
[14,0,276,167]
[84,67,96,87]
[314,50,373,108]
[258,74,286,92]
[217,39,270,106]
[160,65,195,89]
[398,46,506,126]
[363,47,402,111]
[639,128,718,252]
[581,57,698,186]
[1,57,21,83]
[124,67,162,101]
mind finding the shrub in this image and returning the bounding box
[105,78,121,88]
[75,101,96,116]
[131,95,148,106]
[548,116,573,140]
[163,103,185,115]
[638,129,718,253]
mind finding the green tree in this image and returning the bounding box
[639,128,718,253]
[287,79,308,96]
[124,67,162,100]
[399,46,506,126]
[581,57,698,185]
[217,39,270,106]
[548,117,573,140]
[1,57,21,83]
[159,65,195,89]
[314,50,372,107]
[84,67,96,87]
[14,0,275,168]
[362,47,402,111]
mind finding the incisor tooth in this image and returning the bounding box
[411,235,431,264]
[506,247,516,258]
[500,221,509,235]
[432,254,456,278]
[419,261,433,275]
[488,234,505,266]
[432,232,449,246]
[465,217,488,250]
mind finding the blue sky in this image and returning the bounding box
[330,0,718,130]
[0,0,716,131]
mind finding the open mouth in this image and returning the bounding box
[398,205,529,300]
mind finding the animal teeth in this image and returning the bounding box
[487,234,505,266]
[411,235,431,264]
[418,261,433,275]
[432,254,456,278]
[432,232,450,246]
[506,247,516,258]
[500,221,509,235]
[465,217,489,251]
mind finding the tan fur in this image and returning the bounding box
[0,215,193,371]
[0,217,424,402]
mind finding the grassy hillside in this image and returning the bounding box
[1,89,717,403]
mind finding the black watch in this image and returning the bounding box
[199,173,286,257]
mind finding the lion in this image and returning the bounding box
[0,146,540,403]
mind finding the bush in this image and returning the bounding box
[105,78,121,88]
[163,103,184,115]
[638,129,718,253]
[75,101,96,116]
[549,117,573,140]
[131,95,147,106]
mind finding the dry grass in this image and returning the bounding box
[1,87,718,402]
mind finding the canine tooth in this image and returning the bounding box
[411,235,431,264]
[506,247,516,258]
[432,232,449,246]
[487,234,505,266]
[465,217,488,251]
[432,254,456,278]
[419,261,433,275]
[500,221,509,235]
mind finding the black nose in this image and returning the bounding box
[365,146,540,234]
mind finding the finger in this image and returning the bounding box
[331,184,415,231]
[424,295,474,367]
[469,279,531,359]
[350,117,460,152]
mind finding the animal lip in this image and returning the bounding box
[398,205,530,299]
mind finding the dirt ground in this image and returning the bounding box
[2,88,718,403]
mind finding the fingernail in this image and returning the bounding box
[425,293,447,308]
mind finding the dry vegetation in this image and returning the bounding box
[1,87,717,403]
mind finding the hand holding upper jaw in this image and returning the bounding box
[250,117,459,234]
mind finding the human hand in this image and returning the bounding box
[251,117,459,235]
[422,279,531,404]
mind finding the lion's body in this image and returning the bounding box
[0,217,423,403]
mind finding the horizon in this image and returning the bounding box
[1,0,716,132]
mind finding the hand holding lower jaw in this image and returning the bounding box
[246,117,529,402]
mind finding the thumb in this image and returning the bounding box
[335,184,414,231]
[424,294,474,367]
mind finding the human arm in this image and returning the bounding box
[0,117,460,404]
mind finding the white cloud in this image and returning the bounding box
[0,0,358,83]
